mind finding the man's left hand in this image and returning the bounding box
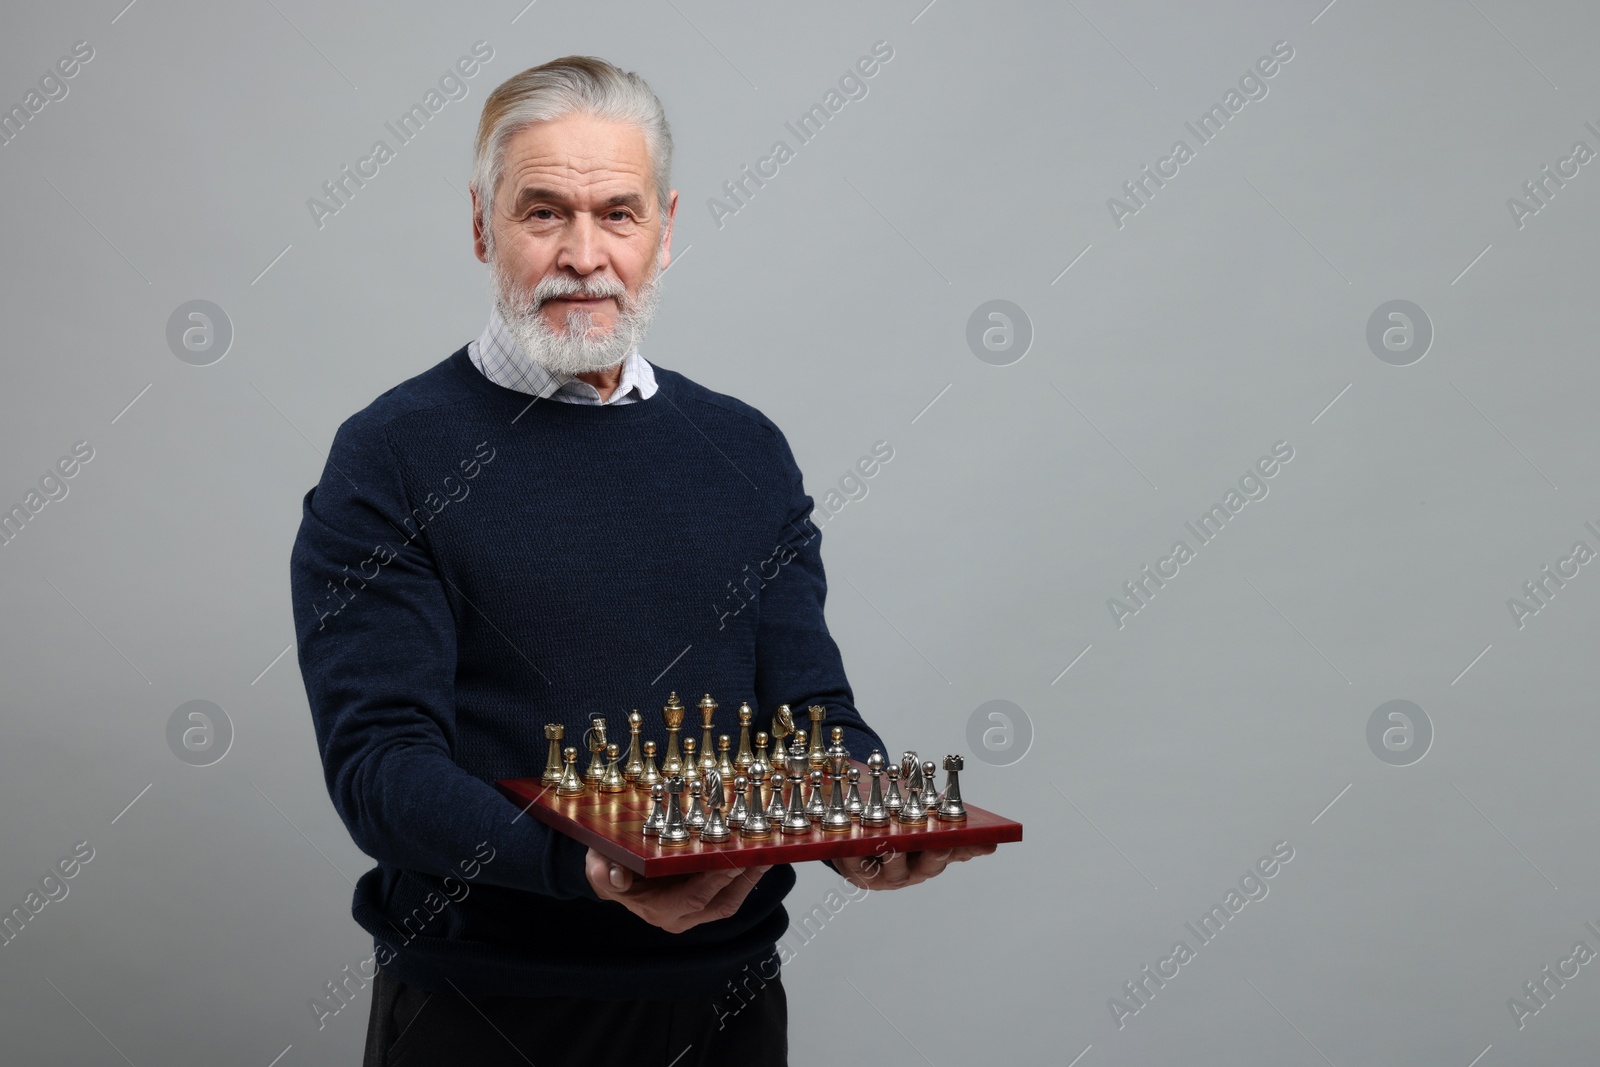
[832,843,996,891]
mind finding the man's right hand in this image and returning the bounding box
[585,848,772,934]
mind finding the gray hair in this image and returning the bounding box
[471,55,673,251]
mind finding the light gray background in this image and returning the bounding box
[2,0,1596,1064]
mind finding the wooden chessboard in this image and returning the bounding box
[496,759,1024,877]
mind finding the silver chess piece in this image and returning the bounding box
[804,768,828,822]
[901,751,921,798]
[861,751,890,826]
[764,766,787,823]
[883,762,903,814]
[642,781,667,837]
[822,767,852,833]
[727,774,749,828]
[660,776,691,844]
[896,771,928,824]
[781,771,812,834]
[685,778,708,832]
[921,760,941,811]
[740,771,773,837]
[936,754,967,821]
[700,769,730,841]
[844,767,865,820]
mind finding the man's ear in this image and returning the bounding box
[658,189,678,270]
[471,184,489,263]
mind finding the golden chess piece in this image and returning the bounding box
[583,716,608,784]
[541,724,564,786]
[600,742,627,794]
[807,705,827,764]
[770,704,794,752]
[623,710,644,782]
[716,734,736,785]
[734,702,756,774]
[661,692,686,776]
[637,739,663,791]
[556,746,585,797]
[681,736,703,790]
[697,694,719,777]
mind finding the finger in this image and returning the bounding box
[906,848,955,884]
[831,855,878,892]
[874,851,912,888]
[586,850,632,897]
[666,866,772,932]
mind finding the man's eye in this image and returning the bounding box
[530,209,555,220]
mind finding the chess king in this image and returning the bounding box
[288,54,993,1067]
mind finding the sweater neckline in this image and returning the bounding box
[447,345,672,424]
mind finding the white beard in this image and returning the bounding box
[486,236,665,378]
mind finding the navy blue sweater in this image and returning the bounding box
[288,345,887,999]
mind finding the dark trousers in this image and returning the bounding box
[362,965,787,1067]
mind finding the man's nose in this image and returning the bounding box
[556,214,607,276]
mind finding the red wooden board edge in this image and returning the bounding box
[496,764,1024,877]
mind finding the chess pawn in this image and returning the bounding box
[822,765,852,833]
[807,705,827,764]
[700,769,731,842]
[921,760,941,811]
[936,754,968,821]
[583,717,608,784]
[734,702,756,774]
[659,776,691,845]
[637,740,663,792]
[684,779,708,832]
[541,724,565,786]
[556,746,585,797]
[804,768,827,822]
[681,737,703,790]
[750,731,771,784]
[623,710,645,782]
[740,772,773,837]
[600,742,627,794]
[642,781,667,837]
[861,752,890,827]
[764,765,787,823]
[781,772,812,834]
[716,734,736,784]
[697,694,719,777]
[884,763,904,813]
[661,692,686,776]
[727,774,749,828]
[844,767,865,820]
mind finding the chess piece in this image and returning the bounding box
[697,694,719,776]
[661,692,686,776]
[822,767,852,833]
[901,751,921,799]
[734,702,756,774]
[541,724,565,786]
[861,752,890,826]
[936,754,967,821]
[556,746,585,797]
[681,737,703,790]
[884,763,904,813]
[787,730,808,782]
[751,731,771,783]
[781,772,812,834]
[684,779,708,832]
[727,774,749,828]
[921,760,941,810]
[805,768,827,822]
[827,725,848,764]
[701,769,730,842]
[583,717,608,784]
[642,781,667,837]
[770,704,794,752]
[600,742,627,794]
[660,776,691,845]
[623,710,644,782]
[845,767,865,820]
[740,771,773,837]
[764,764,787,823]
[896,766,928,823]
[637,739,663,792]
[807,705,827,764]
[716,734,735,783]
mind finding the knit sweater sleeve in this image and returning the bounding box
[288,413,598,902]
[752,426,888,764]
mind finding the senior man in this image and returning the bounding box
[290,55,990,1067]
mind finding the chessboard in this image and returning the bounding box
[496,757,1024,878]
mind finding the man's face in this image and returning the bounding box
[473,112,677,377]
